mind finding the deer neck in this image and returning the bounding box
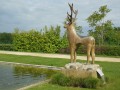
[71,27,77,35]
[67,26,81,44]
[68,26,77,36]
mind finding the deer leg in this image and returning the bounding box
[70,47,74,63]
[74,51,76,63]
[74,44,80,63]
[87,45,91,64]
[91,45,95,64]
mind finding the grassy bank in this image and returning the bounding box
[25,61,120,90]
[0,54,120,90]
[0,54,69,67]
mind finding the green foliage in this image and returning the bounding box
[13,26,68,53]
[0,54,69,67]
[104,27,120,45]
[87,5,111,27]
[14,65,57,78]
[75,25,83,35]
[83,77,99,88]
[59,45,120,56]
[13,29,42,52]
[87,5,114,45]
[0,44,14,51]
[0,54,120,90]
[95,45,120,56]
[50,73,99,89]
[0,32,13,44]
[81,45,120,56]
[87,5,120,46]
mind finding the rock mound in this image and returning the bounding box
[62,62,103,78]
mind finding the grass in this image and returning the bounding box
[14,65,57,78]
[27,83,91,90]
[50,73,99,88]
[0,54,69,67]
[0,54,120,90]
[95,54,120,58]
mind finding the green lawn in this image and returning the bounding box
[0,54,69,67]
[0,54,120,90]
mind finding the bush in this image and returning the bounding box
[50,73,99,89]
[58,45,120,56]
[0,44,14,51]
[0,32,13,44]
[13,26,68,53]
[83,77,99,88]
[13,30,43,52]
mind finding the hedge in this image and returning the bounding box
[95,45,120,56]
[0,44,14,51]
[58,45,120,56]
[0,44,119,56]
[12,26,68,53]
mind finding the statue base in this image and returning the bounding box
[62,62,103,79]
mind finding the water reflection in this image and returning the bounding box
[0,63,56,90]
[13,65,56,78]
[14,66,44,78]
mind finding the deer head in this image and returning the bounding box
[64,3,78,28]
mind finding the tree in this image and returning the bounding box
[87,5,113,45]
[75,25,83,35]
[0,32,13,44]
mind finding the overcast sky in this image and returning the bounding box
[0,0,120,35]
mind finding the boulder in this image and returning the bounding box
[62,62,103,78]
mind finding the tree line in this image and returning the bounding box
[12,26,68,53]
[0,26,119,46]
[0,32,13,44]
[87,5,120,46]
[0,5,120,55]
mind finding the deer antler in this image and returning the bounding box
[67,3,78,24]
[73,10,78,22]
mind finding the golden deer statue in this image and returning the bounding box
[64,3,95,64]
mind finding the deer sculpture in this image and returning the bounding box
[64,3,95,64]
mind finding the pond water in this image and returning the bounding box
[0,63,46,90]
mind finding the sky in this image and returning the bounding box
[0,0,120,35]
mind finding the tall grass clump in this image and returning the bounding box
[50,73,100,89]
[14,65,57,78]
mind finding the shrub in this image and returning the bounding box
[95,45,120,56]
[0,44,14,51]
[50,72,71,86]
[13,26,68,53]
[58,45,120,56]
[50,73,99,89]
[83,77,99,88]
[0,32,13,44]
[13,29,42,52]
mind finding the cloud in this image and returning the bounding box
[0,0,120,35]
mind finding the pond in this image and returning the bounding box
[0,63,55,90]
